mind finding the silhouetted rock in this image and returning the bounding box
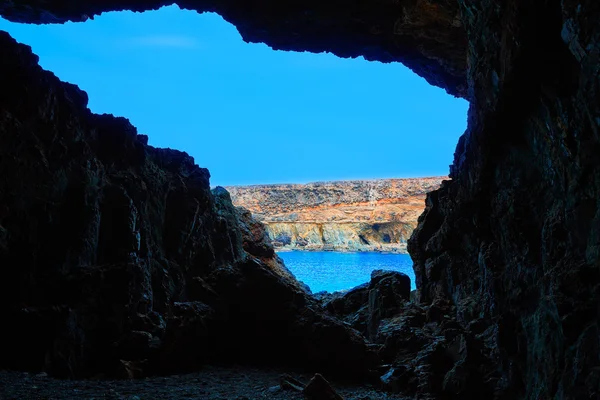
[367,270,411,339]
[234,202,312,293]
[407,1,600,397]
[322,270,410,339]
[321,273,494,399]
[232,203,276,260]
[0,30,374,380]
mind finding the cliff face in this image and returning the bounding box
[226,178,445,253]
[407,2,600,397]
[0,0,599,399]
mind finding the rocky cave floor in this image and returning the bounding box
[0,365,405,400]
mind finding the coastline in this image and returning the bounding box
[274,243,409,255]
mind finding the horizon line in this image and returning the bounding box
[216,175,449,188]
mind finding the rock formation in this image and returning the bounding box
[0,0,599,399]
[0,31,374,379]
[227,178,444,253]
[407,2,600,397]
[320,271,495,399]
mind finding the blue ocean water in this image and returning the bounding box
[278,251,416,293]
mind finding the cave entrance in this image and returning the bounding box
[0,5,468,294]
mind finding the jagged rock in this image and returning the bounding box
[232,204,276,260]
[407,1,600,397]
[0,31,374,380]
[367,270,411,339]
[303,374,343,400]
[327,283,370,312]
[322,270,411,340]
[321,272,494,398]
[232,202,307,291]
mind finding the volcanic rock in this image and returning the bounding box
[0,30,374,380]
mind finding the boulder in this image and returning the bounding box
[322,270,411,340]
[367,270,411,339]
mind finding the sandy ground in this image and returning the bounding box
[0,366,408,400]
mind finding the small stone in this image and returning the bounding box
[268,385,282,393]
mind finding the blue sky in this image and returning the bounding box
[0,5,468,186]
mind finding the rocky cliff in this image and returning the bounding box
[0,31,374,379]
[226,178,445,253]
[0,0,599,399]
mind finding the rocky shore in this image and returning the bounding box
[227,179,445,253]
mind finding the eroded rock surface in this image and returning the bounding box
[0,31,374,380]
[321,272,495,399]
[227,178,444,253]
[409,1,600,398]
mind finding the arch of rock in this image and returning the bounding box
[0,1,599,399]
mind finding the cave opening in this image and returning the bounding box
[2,1,599,398]
[0,5,468,187]
[0,5,467,295]
[0,3,474,392]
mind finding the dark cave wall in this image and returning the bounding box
[409,0,600,398]
[0,29,244,374]
[0,31,373,379]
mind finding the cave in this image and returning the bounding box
[0,1,599,399]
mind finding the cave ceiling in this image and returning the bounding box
[0,0,468,98]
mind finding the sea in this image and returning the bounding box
[277,251,416,293]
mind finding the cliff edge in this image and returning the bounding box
[226,178,445,253]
